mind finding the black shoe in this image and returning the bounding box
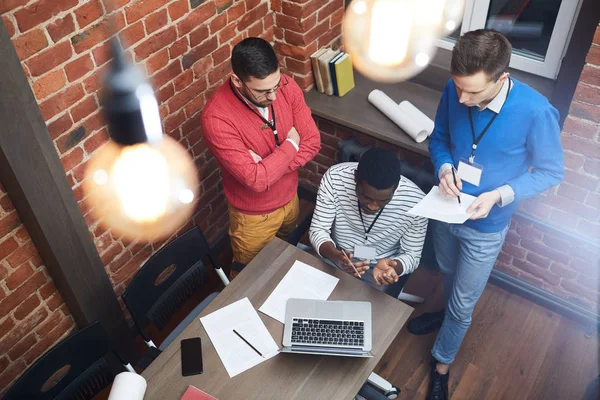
[407,310,445,335]
[427,361,449,400]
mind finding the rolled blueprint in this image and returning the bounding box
[368,89,434,143]
[108,372,147,400]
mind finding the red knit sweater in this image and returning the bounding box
[201,75,321,214]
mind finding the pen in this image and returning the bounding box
[452,168,461,205]
[233,329,265,358]
[340,249,362,279]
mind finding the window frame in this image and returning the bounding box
[437,0,583,79]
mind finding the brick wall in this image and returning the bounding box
[0,0,342,394]
[300,26,600,314]
[273,0,343,90]
[0,183,74,392]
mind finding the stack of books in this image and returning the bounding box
[310,48,355,97]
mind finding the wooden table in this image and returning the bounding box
[141,238,414,400]
[304,72,445,157]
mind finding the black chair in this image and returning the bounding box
[122,226,229,358]
[4,321,126,400]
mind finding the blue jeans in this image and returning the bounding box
[431,220,509,365]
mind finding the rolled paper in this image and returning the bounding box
[368,90,434,143]
[108,372,147,400]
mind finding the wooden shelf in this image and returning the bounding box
[304,72,444,157]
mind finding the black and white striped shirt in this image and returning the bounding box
[309,163,428,276]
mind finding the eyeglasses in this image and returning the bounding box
[242,75,289,101]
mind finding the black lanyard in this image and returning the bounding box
[467,79,511,163]
[229,79,280,146]
[358,201,384,242]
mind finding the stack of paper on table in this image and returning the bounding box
[259,261,339,323]
[407,186,477,224]
[200,297,279,378]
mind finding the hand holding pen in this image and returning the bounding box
[340,249,362,279]
[440,168,463,199]
[451,168,462,205]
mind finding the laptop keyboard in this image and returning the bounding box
[291,318,364,347]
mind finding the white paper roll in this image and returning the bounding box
[368,90,434,143]
[108,372,147,400]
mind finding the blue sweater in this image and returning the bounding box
[429,78,564,232]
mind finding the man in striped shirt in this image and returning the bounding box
[309,148,428,289]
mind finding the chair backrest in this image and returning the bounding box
[5,321,124,400]
[399,160,435,194]
[122,226,215,342]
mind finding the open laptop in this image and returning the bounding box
[281,299,373,358]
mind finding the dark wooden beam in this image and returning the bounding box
[552,0,600,126]
[0,23,138,362]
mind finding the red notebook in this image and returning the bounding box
[180,385,218,400]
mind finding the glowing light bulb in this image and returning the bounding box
[83,137,199,242]
[343,0,441,82]
[82,38,199,242]
[112,144,170,222]
[343,0,465,82]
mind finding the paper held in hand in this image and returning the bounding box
[368,90,434,143]
[407,186,477,224]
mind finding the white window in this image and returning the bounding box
[438,0,582,79]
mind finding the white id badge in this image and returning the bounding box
[458,158,483,187]
[353,245,377,260]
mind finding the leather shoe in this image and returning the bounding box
[407,310,445,335]
[426,361,449,400]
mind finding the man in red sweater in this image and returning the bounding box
[202,38,321,276]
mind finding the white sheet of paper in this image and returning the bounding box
[407,186,477,224]
[259,261,339,323]
[200,297,279,378]
[353,245,377,260]
[458,160,483,186]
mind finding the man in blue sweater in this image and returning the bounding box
[409,30,564,400]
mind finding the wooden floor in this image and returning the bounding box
[376,266,599,400]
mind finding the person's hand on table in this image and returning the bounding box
[319,242,369,278]
[468,190,501,220]
[440,169,462,198]
[372,258,401,286]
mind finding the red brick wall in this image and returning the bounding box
[0,183,74,392]
[0,0,343,394]
[273,0,343,90]
[300,24,600,314]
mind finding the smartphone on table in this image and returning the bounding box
[181,337,203,376]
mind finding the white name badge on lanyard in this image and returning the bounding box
[353,245,377,260]
[458,158,483,187]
